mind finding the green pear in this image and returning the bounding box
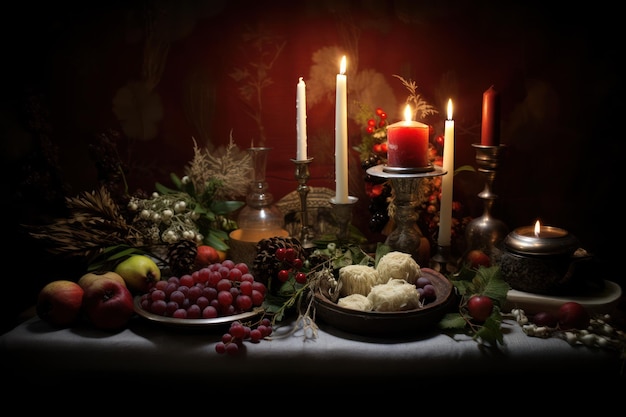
[114,255,161,294]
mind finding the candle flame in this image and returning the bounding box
[534,220,541,236]
[447,99,453,120]
[403,104,413,122]
[339,56,346,75]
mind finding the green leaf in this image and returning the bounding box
[444,265,509,347]
[154,182,178,195]
[210,200,245,215]
[374,242,392,267]
[206,231,229,251]
[473,312,504,345]
[438,312,467,330]
[169,173,183,190]
[450,278,474,297]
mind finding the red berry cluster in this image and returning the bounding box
[366,107,389,155]
[275,247,307,284]
[366,107,388,133]
[215,318,273,355]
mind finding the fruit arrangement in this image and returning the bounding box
[136,259,267,319]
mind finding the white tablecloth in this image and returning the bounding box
[1,314,623,394]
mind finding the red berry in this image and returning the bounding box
[375,107,384,116]
[277,269,290,282]
[295,272,307,284]
[284,248,296,262]
[367,119,376,126]
[532,311,558,327]
[557,301,590,330]
[291,258,303,269]
[275,247,287,261]
[467,295,493,322]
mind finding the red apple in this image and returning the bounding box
[195,245,220,269]
[36,280,84,327]
[466,250,491,269]
[77,271,126,291]
[557,301,590,330]
[467,295,494,322]
[82,278,135,330]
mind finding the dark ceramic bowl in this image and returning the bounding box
[313,268,455,337]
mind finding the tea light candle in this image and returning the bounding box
[504,220,579,256]
[385,105,430,170]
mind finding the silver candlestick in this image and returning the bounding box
[291,157,315,248]
[329,196,359,243]
[462,144,509,266]
[367,164,445,267]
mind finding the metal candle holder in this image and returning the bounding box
[367,164,445,267]
[329,196,359,243]
[431,244,456,274]
[291,157,315,248]
[463,144,509,265]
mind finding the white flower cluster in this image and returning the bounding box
[127,191,204,245]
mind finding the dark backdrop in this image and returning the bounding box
[2,0,622,332]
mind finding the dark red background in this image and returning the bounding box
[2,1,622,331]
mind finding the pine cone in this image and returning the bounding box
[167,239,198,277]
[253,236,303,291]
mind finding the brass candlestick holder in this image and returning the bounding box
[462,144,509,265]
[291,157,315,248]
[367,164,445,267]
[329,196,359,243]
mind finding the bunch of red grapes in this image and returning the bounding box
[215,318,273,355]
[138,260,267,319]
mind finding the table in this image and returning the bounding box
[1,312,624,395]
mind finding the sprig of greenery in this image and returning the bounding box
[154,173,244,251]
[263,243,385,322]
[438,265,511,346]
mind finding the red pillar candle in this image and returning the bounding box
[385,105,431,171]
[481,85,501,146]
